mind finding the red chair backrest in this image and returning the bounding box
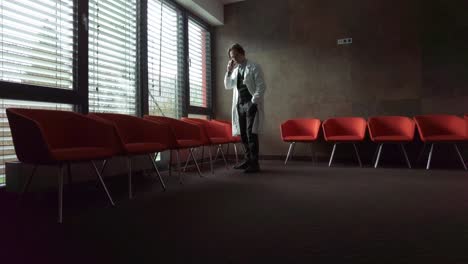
[414,114,465,138]
[322,117,367,139]
[280,118,321,140]
[90,113,172,146]
[144,115,201,143]
[180,118,211,144]
[212,119,235,137]
[368,116,415,140]
[465,114,468,138]
[6,108,118,163]
[182,118,228,139]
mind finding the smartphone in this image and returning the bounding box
[230,59,237,67]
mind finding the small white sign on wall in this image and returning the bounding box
[337,38,353,45]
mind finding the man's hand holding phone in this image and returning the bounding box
[227,59,236,75]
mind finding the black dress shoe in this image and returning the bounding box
[243,163,260,173]
[233,160,249,170]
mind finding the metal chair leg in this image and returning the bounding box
[426,143,434,170]
[100,159,108,176]
[374,143,383,168]
[291,141,296,160]
[127,157,133,199]
[91,161,115,206]
[233,143,239,164]
[189,148,204,177]
[208,145,214,174]
[454,144,467,171]
[353,143,362,167]
[148,154,166,191]
[58,164,64,224]
[21,165,37,196]
[153,152,159,165]
[400,144,412,169]
[371,147,379,165]
[213,146,220,163]
[328,143,337,167]
[183,149,192,172]
[176,150,183,184]
[168,150,173,177]
[285,142,295,165]
[219,145,229,169]
[96,160,108,188]
[226,143,230,163]
[200,146,205,169]
[18,164,37,206]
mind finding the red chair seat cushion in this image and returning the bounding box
[52,147,115,161]
[176,139,203,148]
[326,135,364,142]
[283,136,318,142]
[124,143,167,154]
[210,137,231,144]
[231,136,241,143]
[372,135,413,142]
[423,135,466,142]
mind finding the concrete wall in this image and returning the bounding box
[214,0,468,160]
[420,0,468,113]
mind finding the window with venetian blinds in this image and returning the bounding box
[88,0,137,115]
[188,18,211,109]
[0,0,75,89]
[0,0,76,185]
[147,0,185,118]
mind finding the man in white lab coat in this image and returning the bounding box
[224,44,266,173]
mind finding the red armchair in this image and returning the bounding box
[181,118,232,174]
[89,113,170,198]
[144,115,205,181]
[212,119,242,164]
[465,114,468,167]
[323,117,367,167]
[280,118,321,165]
[465,114,468,138]
[368,116,415,168]
[6,108,118,223]
[414,115,467,170]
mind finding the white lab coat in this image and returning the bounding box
[224,60,266,136]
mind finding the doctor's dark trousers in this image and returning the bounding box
[237,101,259,165]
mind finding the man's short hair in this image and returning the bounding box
[228,43,245,57]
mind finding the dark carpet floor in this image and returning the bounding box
[1,160,468,263]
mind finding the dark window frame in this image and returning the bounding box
[0,0,214,117]
[186,14,214,118]
[0,0,87,110]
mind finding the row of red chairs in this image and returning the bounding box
[281,115,467,170]
[6,108,240,223]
